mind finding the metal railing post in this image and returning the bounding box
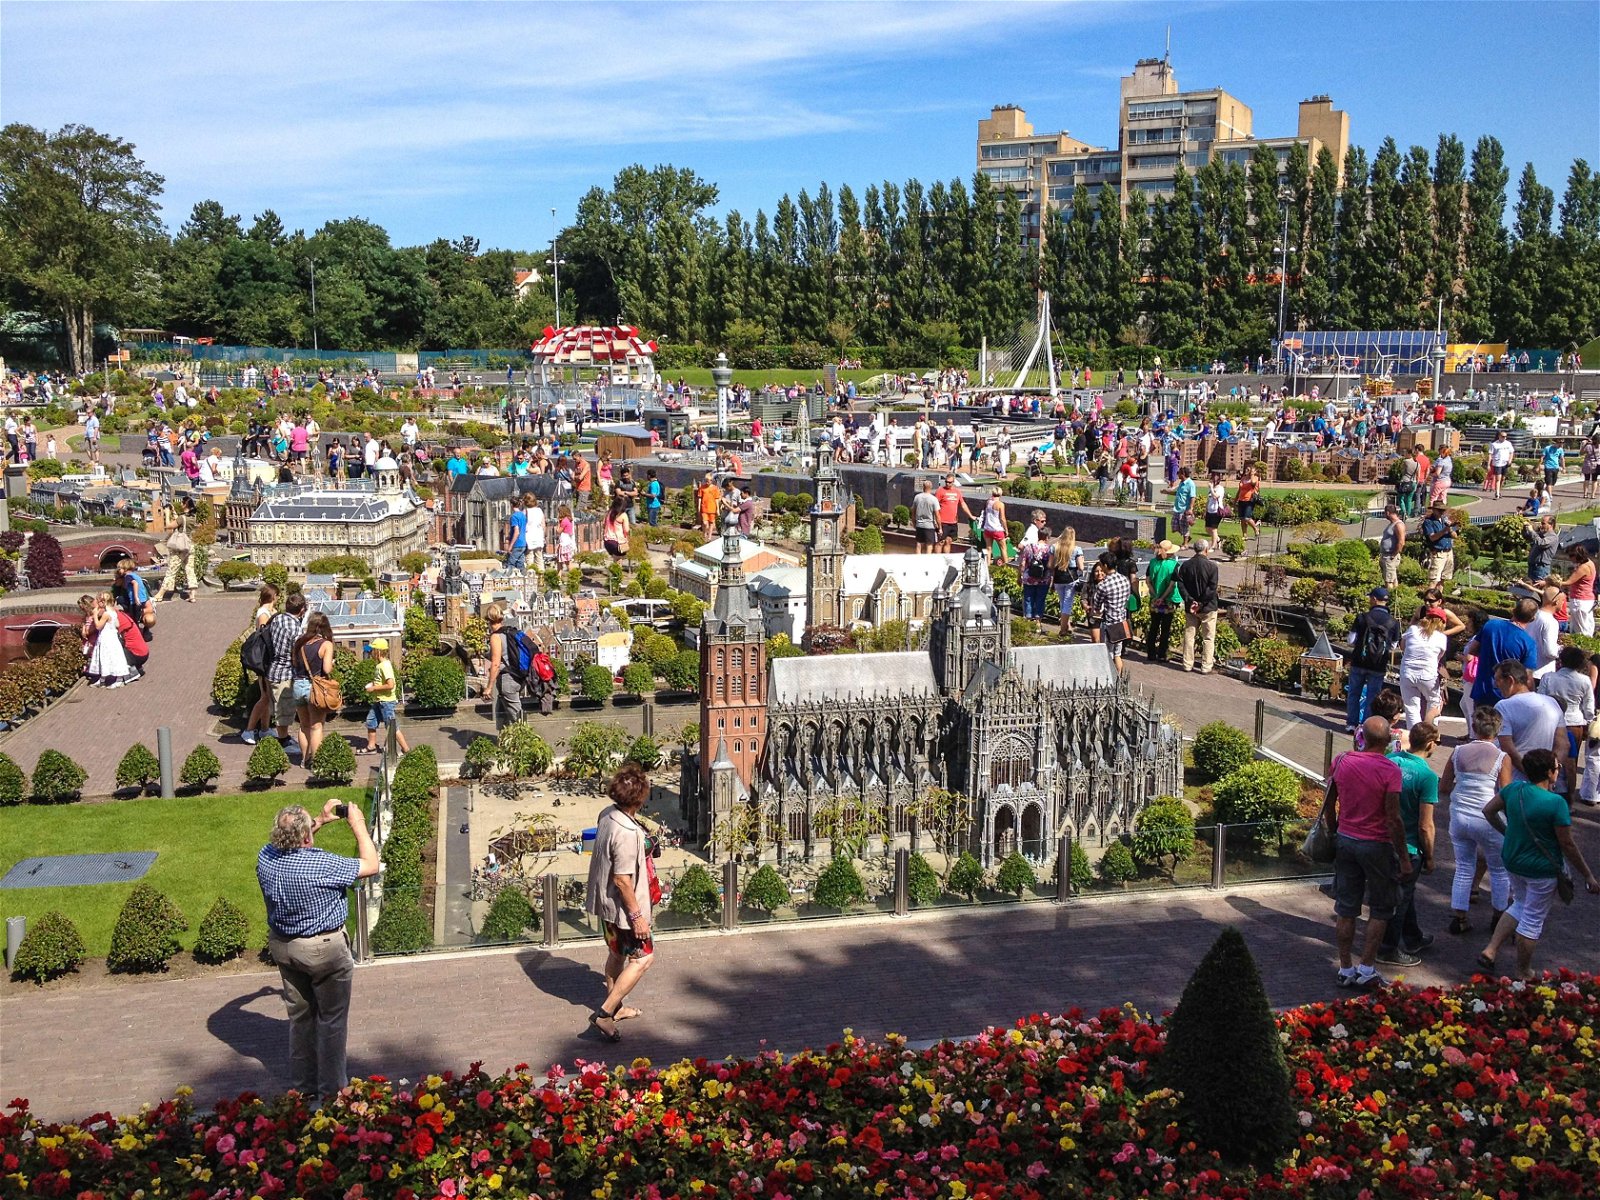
[541,874,560,948]
[1057,833,1074,902]
[1323,729,1336,780]
[156,726,175,799]
[1253,699,1265,749]
[353,885,371,963]
[721,860,739,931]
[1210,824,1227,889]
[893,848,909,916]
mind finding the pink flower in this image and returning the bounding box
[440,1180,458,1198]
[216,1134,236,1154]
[1113,1142,1138,1164]
[1026,1162,1049,1179]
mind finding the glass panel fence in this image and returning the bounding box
[1257,700,1334,783]
[1222,818,1333,884]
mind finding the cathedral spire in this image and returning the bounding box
[711,527,756,628]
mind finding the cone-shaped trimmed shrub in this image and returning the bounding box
[907,852,941,906]
[946,851,985,900]
[478,886,539,942]
[31,749,86,803]
[812,856,867,910]
[309,735,357,785]
[0,751,25,805]
[194,897,250,963]
[1099,841,1137,884]
[11,910,85,982]
[741,863,789,912]
[179,745,222,791]
[245,736,290,785]
[115,743,161,793]
[995,850,1036,896]
[668,864,721,920]
[1158,927,1295,1167]
[107,883,188,973]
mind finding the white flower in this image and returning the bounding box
[901,1063,915,1078]
[1330,1023,1348,1039]
[1471,999,1489,1013]
[1409,1147,1434,1165]
[1395,1060,1412,1070]
[1298,1111,1314,1127]
[918,1113,933,1127]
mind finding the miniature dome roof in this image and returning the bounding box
[374,455,399,471]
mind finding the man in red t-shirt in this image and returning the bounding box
[1319,716,1411,989]
[934,474,975,553]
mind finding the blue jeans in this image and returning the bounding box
[1021,582,1048,619]
[1345,665,1386,730]
[365,701,396,730]
[507,546,526,570]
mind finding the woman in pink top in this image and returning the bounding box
[289,422,310,463]
[597,453,614,499]
[1559,546,1596,637]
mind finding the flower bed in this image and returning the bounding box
[3,973,1596,1198]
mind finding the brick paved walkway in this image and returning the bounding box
[4,852,1596,1123]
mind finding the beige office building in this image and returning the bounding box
[977,58,1348,236]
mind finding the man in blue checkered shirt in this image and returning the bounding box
[257,798,379,1100]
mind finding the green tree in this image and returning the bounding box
[1396,144,1436,328]
[1148,168,1202,347]
[1329,144,1370,327]
[1358,138,1404,328]
[1500,163,1555,347]
[563,721,629,784]
[1431,134,1467,332]
[1548,160,1600,346]
[1461,136,1510,340]
[1159,928,1295,1167]
[0,123,165,371]
[1299,147,1340,327]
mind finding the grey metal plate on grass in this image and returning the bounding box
[0,852,158,889]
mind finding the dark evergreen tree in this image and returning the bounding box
[1091,184,1130,344]
[1300,147,1340,327]
[1358,138,1403,328]
[1548,160,1600,347]
[1330,144,1370,328]
[1148,168,1202,348]
[1431,135,1467,334]
[1461,136,1509,341]
[1158,927,1295,1167]
[1499,163,1554,346]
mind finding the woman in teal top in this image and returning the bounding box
[1480,748,1599,980]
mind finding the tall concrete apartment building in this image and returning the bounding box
[977,57,1348,237]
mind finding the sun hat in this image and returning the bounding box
[369,638,389,651]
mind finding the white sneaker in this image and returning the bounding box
[241,730,258,745]
[107,681,125,689]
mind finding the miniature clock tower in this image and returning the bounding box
[805,444,847,638]
[699,528,768,812]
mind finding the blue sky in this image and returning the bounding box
[3,1,1597,251]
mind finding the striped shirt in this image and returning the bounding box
[257,845,359,938]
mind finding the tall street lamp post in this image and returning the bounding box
[551,208,561,330]
[305,257,318,355]
[1275,186,1292,374]
[712,351,733,438]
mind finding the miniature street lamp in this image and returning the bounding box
[712,351,733,438]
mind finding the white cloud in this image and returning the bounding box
[0,0,1113,236]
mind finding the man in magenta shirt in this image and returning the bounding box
[1319,716,1411,989]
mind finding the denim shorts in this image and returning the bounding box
[1332,835,1400,920]
[365,701,397,730]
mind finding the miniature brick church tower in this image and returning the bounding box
[804,443,847,641]
[699,526,768,818]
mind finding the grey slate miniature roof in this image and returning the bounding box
[769,650,938,705]
[1010,643,1119,688]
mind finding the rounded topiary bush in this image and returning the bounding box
[1098,841,1137,885]
[245,736,290,785]
[741,863,789,913]
[370,898,430,954]
[31,749,87,803]
[410,654,466,710]
[1212,761,1301,834]
[907,852,941,907]
[812,856,867,910]
[946,850,985,900]
[115,743,161,794]
[211,638,246,710]
[0,751,25,805]
[619,663,654,697]
[579,663,614,704]
[478,886,538,942]
[1192,721,1254,783]
[179,745,222,792]
[193,897,250,963]
[107,883,188,973]
[11,910,86,983]
[623,734,661,770]
[995,850,1036,896]
[668,864,721,921]
[1159,927,1295,1167]
[309,735,357,785]
[1132,797,1198,878]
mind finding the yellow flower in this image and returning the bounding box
[418,1093,435,1110]
[1512,1156,1536,1171]
[116,1135,138,1152]
[949,1183,968,1199]
[1007,1029,1024,1045]
[425,1074,443,1089]
[1059,1136,1076,1151]
[701,1079,723,1099]
[488,1175,503,1191]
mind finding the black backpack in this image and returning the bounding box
[240,623,273,676]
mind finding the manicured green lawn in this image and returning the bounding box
[0,788,364,957]
[1558,506,1600,525]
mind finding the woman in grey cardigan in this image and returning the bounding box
[583,763,656,1042]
